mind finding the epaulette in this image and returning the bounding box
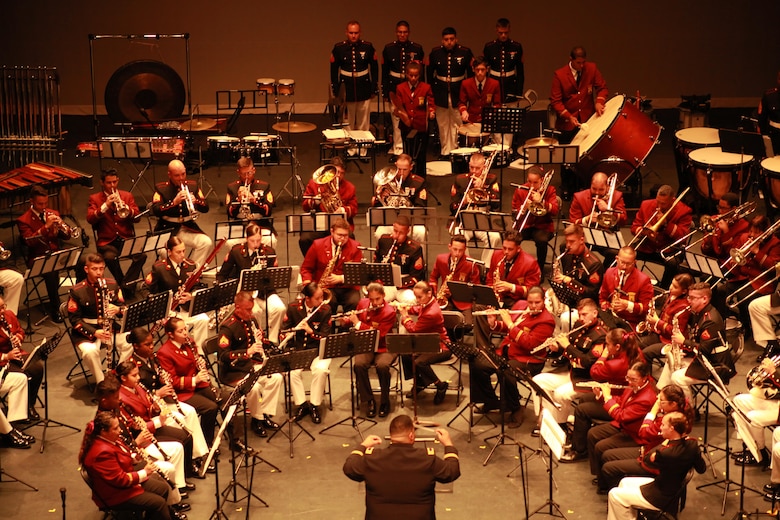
[427,447,435,455]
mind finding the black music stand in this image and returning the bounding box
[120,291,172,339]
[482,105,525,198]
[527,409,568,520]
[447,281,500,309]
[458,210,514,233]
[191,280,239,332]
[239,267,291,331]
[386,333,441,425]
[118,230,172,259]
[24,246,82,331]
[548,280,581,310]
[285,212,342,261]
[446,338,497,442]
[343,262,400,288]
[319,329,379,438]
[685,252,725,283]
[0,449,38,491]
[582,227,625,250]
[264,349,319,458]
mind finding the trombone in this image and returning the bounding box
[587,173,620,229]
[712,219,780,289]
[513,168,554,233]
[725,262,780,309]
[627,187,690,252]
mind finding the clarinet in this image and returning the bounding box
[115,410,175,489]
[153,359,185,415]
[120,402,170,462]
[136,381,191,435]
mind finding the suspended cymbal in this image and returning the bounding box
[104,60,186,123]
[179,118,216,131]
[523,136,559,148]
[272,121,317,133]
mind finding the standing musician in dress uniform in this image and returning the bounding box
[145,236,210,353]
[630,185,693,288]
[598,246,654,331]
[512,165,558,274]
[758,70,780,154]
[301,217,363,314]
[374,215,425,305]
[156,317,219,451]
[87,168,146,300]
[473,286,555,428]
[700,193,750,265]
[349,283,398,419]
[458,56,501,127]
[428,27,474,157]
[68,253,125,385]
[17,185,78,322]
[429,234,482,323]
[300,157,359,256]
[151,159,212,268]
[225,157,276,249]
[390,61,435,176]
[330,20,378,143]
[549,46,609,198]
[217,291,282,438]
[483,18,524,149]
[216,223,285,344]
[0,294,44,422]
[343,415,460,519]
[382,20,425,158]
[286,282,332,425]
[371,154,428,243]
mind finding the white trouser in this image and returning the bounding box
[390,110,403,155]
[172,400,209,458]
[0,408,12,434]
[174,310,210,356]
[290,356,331,407]
[78,340,105,385]
[670,366,705,403]
[771,428,780,483]
[383,288,416,306]
[145,441,185,498]
[0,269,24,315]
[247,369,283,419]
[607,477,658,520]
[491,133,513,149]
[733,391,779,450]
[559,308,578,334]
[253,294,286,344]
[344,100,371,131]
[374,225,427,244]
[657,358,691,389]
[532,373,575,424]
[177,228,213,269]
[435,105,461,156]
[0,371,28,422]
[749,294,780,348]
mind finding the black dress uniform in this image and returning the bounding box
[681,303,734,382]
[483,38,524,101]
[68,278,124,342]
[151,180,209,235]
[330,39,378,102]
[374,236,425,288]
[146,257,197,306]
[225,178,275,232]
[427,44,474,109]
[217,315,264,384]
[371,174,428,208]
[284,301,332,351]
[449,173,500,214]
[557,246,604,302]
[382,40,425,97]
[216,243,277,284]
[566,318,608,386]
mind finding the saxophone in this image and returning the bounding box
[320,243,342,288]
[436,258,457,307]
[662,306,689,371]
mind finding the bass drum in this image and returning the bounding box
[761,156,780,211]
[688,147,752,201]
[570,94,661,184]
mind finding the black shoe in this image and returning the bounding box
[765,491,780,503]
[178,491,189,500]
[531,427,541,437]
[475,401,500,414]
[765,483,780,493]
[171,510,188,520]
[52,312,64,324]
[735,448,770,467]
[596,487,609,496]
[310,405,321,424]
[405,386,425,399]
[293,403,310,422]
[25,408,41,423]
[366,399,377,418]
[260,414,280,430]
[189,460,206,479]
[12,429,34,444]
[592,477,599,486]
[433,382,448,405]
[173,503,191,513]
[1,432,30,449]
[560,450,586,463]
[507,409,524,429]
[251,418,267,438]
[378,401,390,418]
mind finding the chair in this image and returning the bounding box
[61,302,95,391]
[201,336,223,388]
[437,310,467,405]
[636,468,695,519]
[79,466,140,519]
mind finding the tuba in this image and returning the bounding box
[373,167,408,207]
[312,165,342,213]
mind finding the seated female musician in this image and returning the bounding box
[596,384,694,493]
[562,329,644,462]
[79,411,172,520]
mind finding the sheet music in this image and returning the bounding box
[346,130,376,142]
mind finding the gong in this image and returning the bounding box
[104,60,186,123]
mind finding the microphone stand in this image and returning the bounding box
[60,487,66,520]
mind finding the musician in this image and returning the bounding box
[398,281,452,406]
[429,234,481,322]
[0,259,25,315]
[287,282,332,425]
[483,17,524,147]
[458,56,501,126]
[374,215,425,304]
[225,157,276,249]
[372,154,428,243]
[145,236,210,353]
[598,246,654,331]
[67,253,125,385]
[17,185,75,322]
[606,412,705,520]
[758,70,780,154]
[79,411,173,520]
[218,291,282,438]
[127,327,210,479]
[449,152,501,264]
[350,283,398,418]
[300,158,358,256]
[301,217,363,314]
[390,61,435,176]
[670,282,734,403]
[700,193,750,264]
[532,298,607,433]
[151,159,212,268]
[428,26,474,156]
[381,20,425,158]
[86,168,146,300]
[156,317,219,451]
[630,184,693,288]
[749,278,780,361]
[0,294,44,421]
[512,165,559,273]
[569,171,629,256]
[216,223,285,343]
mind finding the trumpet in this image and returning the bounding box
[112,188,131,219]
[44,209,81,239]
[181,183,199,220]
[0,242,11,261]
[726,262,780,309]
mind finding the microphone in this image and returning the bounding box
[740,115,758,123]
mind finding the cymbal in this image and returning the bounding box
[272,121,317,133]
[179,118,217,131]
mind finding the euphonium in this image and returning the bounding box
[313,164,343,213]
[373,167,408,207]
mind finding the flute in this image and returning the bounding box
[575,381,629,390]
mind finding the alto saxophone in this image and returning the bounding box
[320,243,342,288]
[436,259,457,307]
[662,306,689,371]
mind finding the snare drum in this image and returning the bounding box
[256,78,277,95]
[482,143,512,167]
[688,147,752,201]
[457,123,489,148]
[207,136,240,163]
[761,156,780,209]
[450,147,479,174]
[570,94,661,184]
[277,79,295,96]
[241,134,280,163]
[426,160,453,177]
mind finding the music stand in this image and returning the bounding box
[190,280,240,335]
[263,349,319,458]
[685,252,724,281]
[343,262,400,288]
[120,291,172,333]
[239,267,290,331]
[118,230,172,259]
[583,227,626,250]
[386,333,441,425]
[548,280,581,310]
[319,329,379,438]
[98,137,155,203]
[285,212,342,262]
[24,246,82,331]
[482,106,525,200]
[446,338,497,442]
[458,210,514,234]
[447,281,500,309]
[527,409,568,520]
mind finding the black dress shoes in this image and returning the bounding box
[13,429,34,444]
[171,510,188,520]
[251,418,267,438]
[1,430,30,449]
[293,403,310,422]
[433,382,448,405]
[366,399,377,418]
[735,447,770,467]
[52,312,64,324]
[378,401,390,418]
[189,461,206,479]
[26,408,41,422]
[173,503,191,513]
[182,481,196,491]
[310,405,321,424]
[260,414,280,430]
